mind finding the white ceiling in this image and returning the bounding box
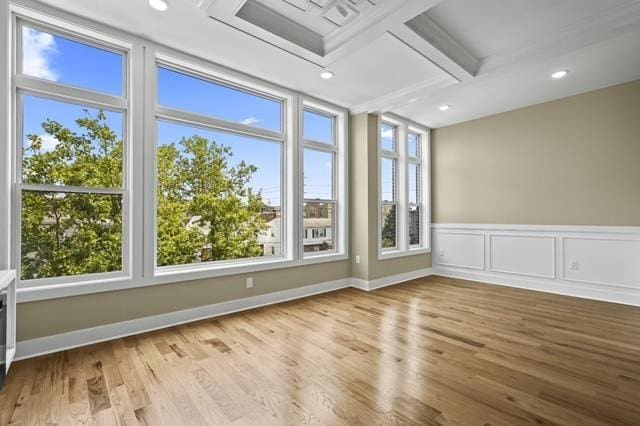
[32,0,640,128]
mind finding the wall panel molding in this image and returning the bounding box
[489,234,555,279]
[433,223,640,306]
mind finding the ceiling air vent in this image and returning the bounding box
[236,0,325,56]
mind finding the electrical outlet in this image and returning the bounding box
[246,277,254,289]
[355,255,361,264]
[439,249,445,257]
[570,260,580,271]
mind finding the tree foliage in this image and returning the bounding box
[381,204,397,249]
[21,110,268,280]
[156,135,268,266]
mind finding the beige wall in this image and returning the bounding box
[432,80,640,226]
[350,113,432,281]
[17,261,350,341]
[17,112,432,342]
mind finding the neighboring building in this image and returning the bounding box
[185,204,333,258]
[260,216,282,256]
[302,217,333,253]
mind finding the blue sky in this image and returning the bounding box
[22,26,334,206]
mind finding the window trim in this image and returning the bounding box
[301,104,344,258]
[151,54,292,275]
[3,3,349,302]
[11,13,132,289]
[378,114,431,260]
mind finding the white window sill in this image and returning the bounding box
[378,247,431,260]
[16,252,349,303]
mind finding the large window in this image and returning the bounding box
[380,123,398,250]
[6,8,348,299]
[15,20,129,283]
[303,108,338,255]
[155,64,285,269]
[408,132,422,247]
[379,116,430,257]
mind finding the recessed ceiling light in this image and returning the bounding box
[439,104,451,111]
[320,70,334,79]
[552,70,569,79]
[149,0,169,11]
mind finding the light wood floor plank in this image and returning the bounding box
[1,276,640,425]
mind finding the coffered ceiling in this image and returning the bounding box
[31,0,640,127]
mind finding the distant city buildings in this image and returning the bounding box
[186,203,334,260]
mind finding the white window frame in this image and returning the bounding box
[10,11,133,289]
[300,101,347,258]
[151,55,291,275]
[3,3,348,302]
[379,121,399,251]
[408,131,422,248]
[378,114,431,259]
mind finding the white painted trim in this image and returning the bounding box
[16,278,351,360]
[433,223,640,234]
[433,223,640,306]
[349,267,433,291]
[435,231,485,270]
[15,267,434,360]
[434,267,640,307]
[488,234,556,279]
[378,115,431,260]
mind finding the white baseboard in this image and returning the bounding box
[433,223,640,307]
[15,278,351,361]
[350,267,433,291]
[434,267,640,307]
[16,267,435,361]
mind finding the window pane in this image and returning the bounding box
[381,204,397,249]
[21,26,123,96]
[409,163,420,204]
[409,132,420,158]
[158,67,282,132]
[381,123,395,151]
[304,149,333,199]
[304,201,334,253]
[156,121,282,267]
[22,95,123,188]
[409,205,421,246]
[21,191,123,280]
[303,110,333,144]
[381,158,395,202]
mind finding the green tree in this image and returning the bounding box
[21,111,268,280]
[156,135,268,266]
[21,111,123,280]
[381,205,397,248]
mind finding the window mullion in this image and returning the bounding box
[19,184,125,195]
[16,76,127,111]
[156,106,285,143]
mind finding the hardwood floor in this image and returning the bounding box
[2,276,640,425]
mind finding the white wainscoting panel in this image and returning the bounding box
[433,224,640,306]
[563,237,640,289]
[434,231,485,270]
[490,234,555,278]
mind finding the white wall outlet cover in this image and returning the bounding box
[355,255,361,264]
[570,260,580,271]
[439,249,445,256]
[246,277,254,288]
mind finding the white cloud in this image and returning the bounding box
[22,27,58,81]
[381,129,393,139]
[38,134,60,152]
[241,117,262,126]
